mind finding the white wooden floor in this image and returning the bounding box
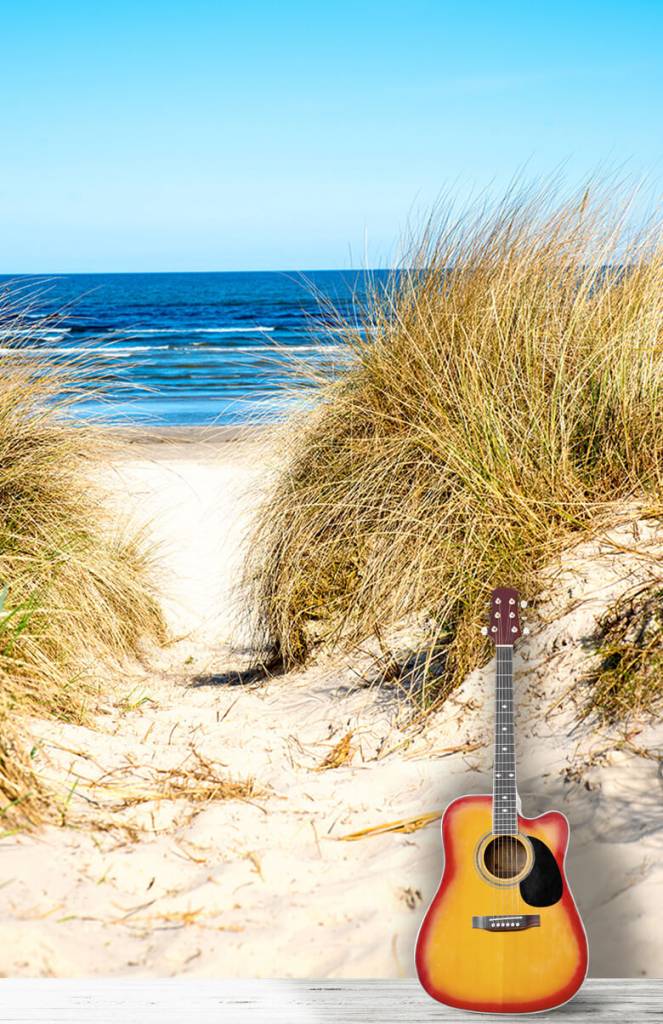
[0,979,659,1022]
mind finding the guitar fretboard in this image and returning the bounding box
[493,645,517,833]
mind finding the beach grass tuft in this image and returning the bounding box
[0,283,166,826]
[246,182,662,712]
[586,581,662,723]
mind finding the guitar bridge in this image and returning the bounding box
[472,914,540,931]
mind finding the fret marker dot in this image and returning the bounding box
[502,746,507,751]
[502,727,507,731]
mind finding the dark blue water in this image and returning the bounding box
[0,271,384,425]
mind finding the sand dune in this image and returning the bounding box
[0,432,660,978]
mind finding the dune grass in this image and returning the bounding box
[0,284,165,827]
[246,182,662,712]
[587,581,662,724]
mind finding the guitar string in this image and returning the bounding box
[504,646,511,932]
[497,643,506,938]
[499,644,504,941]
[504,647,508,966]
[510,647,516,929]
[496,643,501,931]
[498,644,506,928]
[506,645,515,924]
[509,645,515,924]
[496,643,499,935]
[500,645,504,932]
[509,645,515,942]
[512,645,518,923]
[505,661,508,951]
[515,648,518,956]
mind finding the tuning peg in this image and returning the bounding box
[481,626,488,636]
[520,600,528,609]
[523,627,530,636]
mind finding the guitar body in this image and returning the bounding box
[416,794,588,1014]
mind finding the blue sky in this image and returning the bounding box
[0,1,661,272]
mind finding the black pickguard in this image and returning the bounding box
[519,835,563,907]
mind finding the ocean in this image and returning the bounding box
[0,271,384,425]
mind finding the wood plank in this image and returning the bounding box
[0,979,660,1023]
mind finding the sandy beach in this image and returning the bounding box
[0,429,661,979]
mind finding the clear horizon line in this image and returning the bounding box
[0,267,397,277]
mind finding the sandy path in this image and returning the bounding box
[0,435,661,978]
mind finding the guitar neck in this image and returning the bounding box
[493,645,517,833]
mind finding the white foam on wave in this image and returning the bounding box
[0,329,70,340]
[0,342,344,357]
[208,344,343,354]
[114,326,275,336]
[0,345,154,356]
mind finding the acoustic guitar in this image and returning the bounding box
[415,587,588,1013]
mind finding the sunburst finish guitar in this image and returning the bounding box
[416,587,588,1013]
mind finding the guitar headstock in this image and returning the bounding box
[483,586,528,645]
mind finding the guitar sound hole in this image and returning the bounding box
[483,836,527,879]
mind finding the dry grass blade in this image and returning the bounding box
[336,810,443,841]
[246,180,663,715]
[113,908,244,932]
[315,731,354,770]
[405,739,483,760]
